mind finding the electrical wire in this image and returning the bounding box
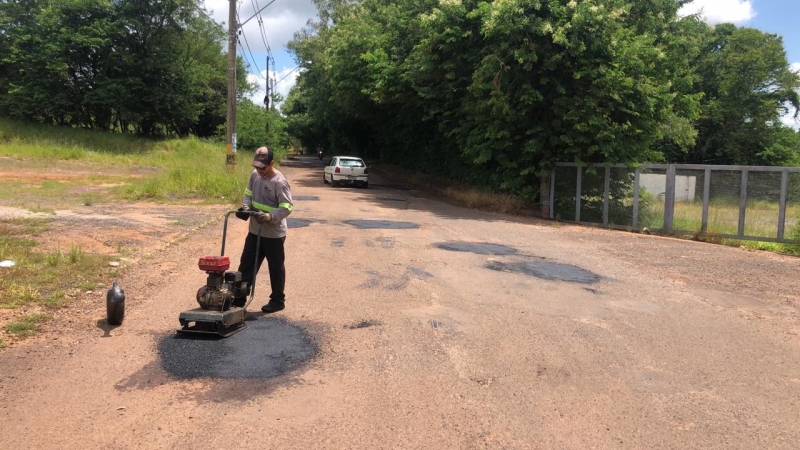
[237,13,268,81]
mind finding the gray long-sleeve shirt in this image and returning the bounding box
[243,169,293,238]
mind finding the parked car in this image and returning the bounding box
[324,156,369,188]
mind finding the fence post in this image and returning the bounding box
[632,168,640,229]
[663,164,676,233]
[539,173,551,218]
[701,168,711,235]
[738,169,748,238]
[549,169,556,219]
[778,169,788,241]
[603,166,611,226]
[575,166,582,222]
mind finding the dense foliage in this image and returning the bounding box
[286,0,800,197]
[0,0,287,150]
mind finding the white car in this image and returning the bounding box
[324,156,369,188]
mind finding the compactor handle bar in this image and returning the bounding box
[220,209,262,309]
[220,209,261,256]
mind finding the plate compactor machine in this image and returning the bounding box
[177,210,262,337]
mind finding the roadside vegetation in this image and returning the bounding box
[0,120,288,346]
[0,118,275,203]
[0,218,113,336]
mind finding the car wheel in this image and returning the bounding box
[362,182,369,189]
[330,176,337,187]
[323,173,328,184]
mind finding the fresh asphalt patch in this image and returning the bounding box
[435,242,518,256]
[287,218,312,228]
[486,260,600,284]
[344,220,419,229]
[345,320,381,330]
[158,317,317,379]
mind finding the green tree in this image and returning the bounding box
[287,0,701,197]
[675,24,800,165]
[0,0,250,137]
[236,97,289,154]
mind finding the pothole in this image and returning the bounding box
[435,242,518,255]
[486,260,600,284]
[344,220,419,229]
[158,317,317,379]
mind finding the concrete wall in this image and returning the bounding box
[639,174,697,202]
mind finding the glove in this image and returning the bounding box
[235,206,250,221]
[253,212,272,224]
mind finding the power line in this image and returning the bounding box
[239,0,278,28]
[274,66,304,86]
[237,14,267,80]
[252,0,273,55]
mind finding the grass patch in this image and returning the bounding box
[29,205,56,215]
[0,118,285,206]
[0,218,112,310]
[117,143,253,203]
[6,313,52,337]
[0,118,155,156]
[639,198,800,253]
[0,337,7,349]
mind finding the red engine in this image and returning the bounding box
[195,256,247,310]
[198,256,230,272]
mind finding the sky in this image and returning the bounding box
[202,0,799,126]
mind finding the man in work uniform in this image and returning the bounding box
[236,146,293,313]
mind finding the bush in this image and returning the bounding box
[782,219,800,255]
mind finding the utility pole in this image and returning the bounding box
[225,0,237,165]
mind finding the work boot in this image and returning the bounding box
[261,301,285,314]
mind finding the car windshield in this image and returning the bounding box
[339,159,365,167]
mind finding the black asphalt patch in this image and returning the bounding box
[435,242,518,255]
[331,238,345,247]
[158,318,317,379]
[407,267,433,280]
[294,196,320,201]
[287,218,311,228]
[344,220,419,229]
[486,260,600,284]
[345,320,380,329]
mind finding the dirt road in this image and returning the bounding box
[1,156,799,449]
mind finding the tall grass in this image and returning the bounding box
[0,118,271,204]
[642,200,800,238]
[641,199,800,253]
[0,118,153,158]
[117,138,254,202]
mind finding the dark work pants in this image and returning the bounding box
[238,233,286,303]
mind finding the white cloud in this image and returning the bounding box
[679,0,755,24]
[780,63,800,130]
[203,0,316,52]
[204,1,315,110]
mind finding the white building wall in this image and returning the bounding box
[639,174,697,202]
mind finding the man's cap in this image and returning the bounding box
[253,146,273,169]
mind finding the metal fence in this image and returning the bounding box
[549,163,800,243]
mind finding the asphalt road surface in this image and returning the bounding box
[1,155,800,449]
